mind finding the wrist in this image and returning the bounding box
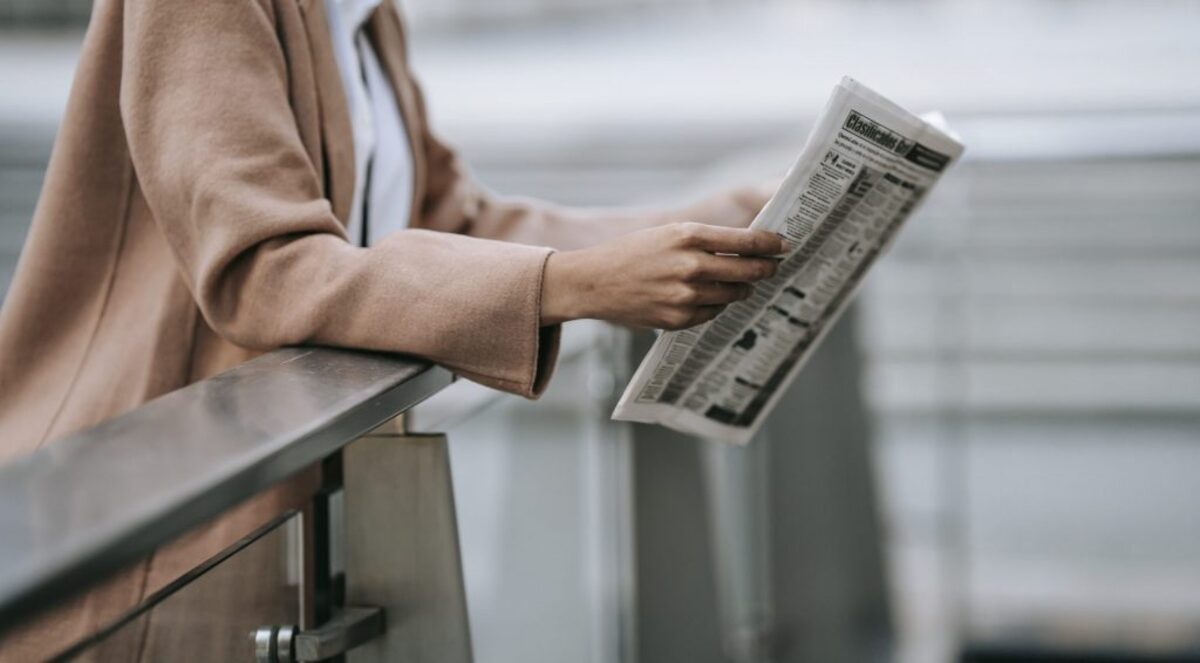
[540,250,589,325]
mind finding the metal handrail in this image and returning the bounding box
[0,347,454,632]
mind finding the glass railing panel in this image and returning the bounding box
[438,322,633,663]
[61,511,303,662]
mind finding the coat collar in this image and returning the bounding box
[300,0,356,225]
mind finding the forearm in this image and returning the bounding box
[463,183,773,251]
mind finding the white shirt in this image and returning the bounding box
[325,0,414,247]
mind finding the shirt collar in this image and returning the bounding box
[334,0,383,34]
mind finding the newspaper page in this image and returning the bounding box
[612,77,964,444]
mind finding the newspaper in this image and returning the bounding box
[612,77,964,444]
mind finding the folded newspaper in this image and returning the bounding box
[612,77,964,444]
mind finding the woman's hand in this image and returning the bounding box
[541,222,787,330]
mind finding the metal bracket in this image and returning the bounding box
[253,606,384,662]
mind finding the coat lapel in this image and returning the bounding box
[298,0,356,226]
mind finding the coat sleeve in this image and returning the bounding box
[413,88,772,251]
[119,0,558,397]
[410,82,669,251]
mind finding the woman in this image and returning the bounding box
[0,0,781,657]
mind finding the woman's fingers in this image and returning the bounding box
[684,253,779,283]
[678,282,754,306]
[688,305,726,327]
[659,304,728,330]
[674,222,787,256]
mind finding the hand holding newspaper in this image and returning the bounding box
[612,77,964,444]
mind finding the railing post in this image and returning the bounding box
[342,417,473,663]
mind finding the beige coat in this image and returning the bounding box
[0,0,764,657]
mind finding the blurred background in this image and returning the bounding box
[2,1,1200,662]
